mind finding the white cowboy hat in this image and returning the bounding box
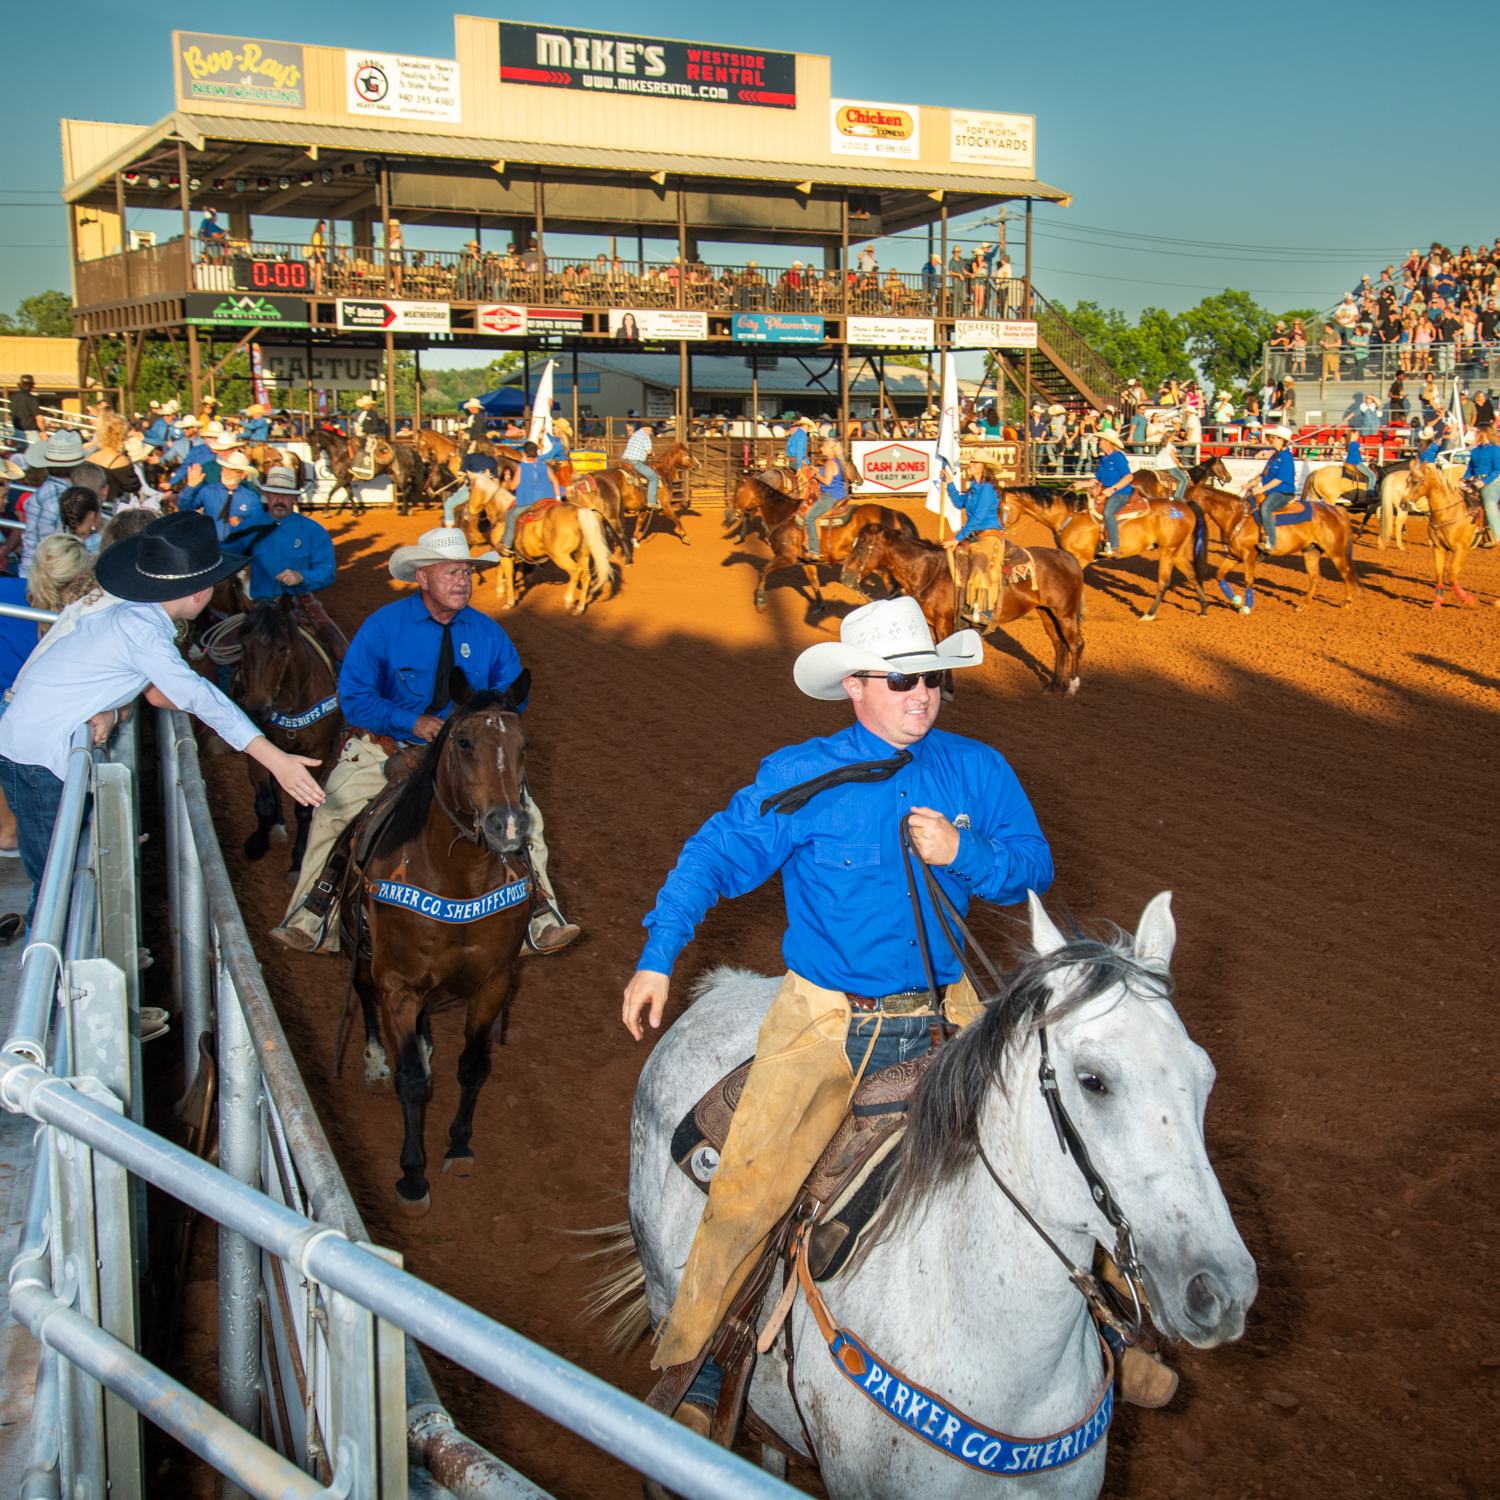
[209,433,242,452]
[1048,404,1065,415]
[793,598,983,702]
[179,413,201,429]
[161,400,180,415]
[0,457,22,482]
[463,398,482,410]
[1097,429,1124,447]
[355,395,377,408]
[219,453,257,474]
[261,464,303,495]
[389,526,500,582]
[1266,425,1294,441]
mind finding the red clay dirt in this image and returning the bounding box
[197,493,1500,1500]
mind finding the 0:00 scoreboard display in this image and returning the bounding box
[232,257,311,292]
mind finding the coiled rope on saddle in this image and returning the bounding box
[201,614,246,665]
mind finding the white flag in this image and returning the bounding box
[528,359,556,446]
[926,353,963,529]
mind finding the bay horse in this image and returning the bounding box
[570,444,699,560]
[1403,461,1485,608]
[728,466,917,615]
[842,525,1085,694]
[233,595,347,873]
[1188,482,1361,613]
[1001,486,1211,622]
[244,443,308,491]
[342,671,535,1215]
[616,894,1255,1498]
[308,426,422,515]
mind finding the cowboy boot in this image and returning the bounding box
[1120,1345,1179,1408]
[640,1402,711,1500]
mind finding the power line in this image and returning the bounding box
[1028,227,1381,267]
[1034,264,1317,298]
[1029,215,1408,257]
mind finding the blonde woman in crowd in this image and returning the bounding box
[27,534,95,628]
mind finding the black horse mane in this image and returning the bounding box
[371,688,519,860]
[243,598,289,646]
[861,922,1175,1259]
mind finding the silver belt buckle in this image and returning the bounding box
[878,990,929,1016]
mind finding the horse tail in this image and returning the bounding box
[567,1222,651,1354]
[1188,500,1212,582]
[578,507,615,594]
[1299,473,1314,504]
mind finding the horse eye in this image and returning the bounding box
[1078,1073,1107,1094]
[455,735,472,752]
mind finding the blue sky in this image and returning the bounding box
[3,0,1493,363]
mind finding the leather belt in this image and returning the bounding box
[846,986,945,1016]
[350,727,405,756]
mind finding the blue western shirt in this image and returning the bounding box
[949,480,1002,541]
[1260,449,1297,496]
[170,442,218,486]
[178,482,270,542]
[1345,439,1364,466]
[538,434,567,462]
[241,417,271,443]
[337,593,523,742]
[786,428,809,467]
[513,459,559,506]
[1094,450,1131,494]
[460,453,498,475]
[638,721,1053,994]
[1465,444,1500,483]
[20,476,67,579]
[143,418,172,448]
[245,512,335,599]
[1419,440,1441,464]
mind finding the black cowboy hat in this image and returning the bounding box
[96,511,248,604]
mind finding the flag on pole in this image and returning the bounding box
[926,352,963,529]
[528,359,556,446]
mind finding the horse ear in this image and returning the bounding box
[448,665,472,706]
[501,667,531,711]
[1028,891,1066,956]
[276,592,294,615]
[1134,891,1176,970]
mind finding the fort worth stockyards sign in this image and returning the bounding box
[499,22,796,108]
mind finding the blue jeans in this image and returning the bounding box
[1103,491,1130,551]
[444,484,469,528]
[1260,493,1292,550]
[1164,466,1189,504]
[0,755,65,926]
[1352,462,1376,495]
[1480,478,1500,539]
[803,493,841,557]
[500,497,536,551]
[629,459,659,508]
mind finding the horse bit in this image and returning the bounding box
[899,821,1148,1343]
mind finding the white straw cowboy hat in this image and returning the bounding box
[261,465,302,495]
[179,413,200,429]
[793,598,983,701]
[0,457,22,482]
[41,430,86,467]
[389,526,499,582]
[209,432,242,452]
[463,398,482,411]
[355,395,377,408]
[1266,425,1294,442]
[1098,429,1124,447]
[219,453,257,475]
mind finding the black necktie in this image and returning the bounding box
[426,623,455,715]
[760,749,912,817]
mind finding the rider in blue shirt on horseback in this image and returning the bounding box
[1245,426,1298,551]
[1094,430,1134,556]
[785,417,812,472]
[802,438,848,560]
[1345,432,1376,500]
[944,458,1002,542]
[498,442,560,556]
[622,421,661,511]
[1464,426,1500,540]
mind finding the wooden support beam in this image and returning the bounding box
[206,328,262,382]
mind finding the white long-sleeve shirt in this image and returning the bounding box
[0,598,258,779]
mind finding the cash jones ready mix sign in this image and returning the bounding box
[499,22,796,108]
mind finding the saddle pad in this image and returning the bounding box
[520,498,561,525]
[671,1044,941,1281]
[1270,497,1313,526]
[1114,496,1151,523]
[572,473,599,495]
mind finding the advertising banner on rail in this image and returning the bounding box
[830,100,921,160]
[185,293,307,328]
[499,23,796,108]
[258,346,383,390]
[476,304,529,336]
[949,111,1036,173]
[175,32,305,108]
[953,319,1038,349]
[336,299,451,333]
[853,439,935,494]
[732,312,826,343]
[346,50,461,123]
[848,317,935,348]
[526,308,585,335]
[608,309,710,341]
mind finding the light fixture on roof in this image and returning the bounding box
[212,178,226,191]
[299,173,313,188]
[188,177,202,191]
[234,178,247,194]
[341,163,356,178]
[256,177,271,192]
[167,175,180,190]
[363,158,379,175]
[277,175,291,191]
[123,171,140,186]
[146,175,160,190]
[320,167,334,185]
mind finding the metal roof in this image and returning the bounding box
[63,111,1070,208]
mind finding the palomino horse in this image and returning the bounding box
[570,443,699,560]
[842,524,1086,694]
[308,426,423,515]
[233,595,347,873]
[1188,482,1361,613]
[461,472,615,614]
[617,894,1256,1498]
[1001,486,1211,622]
[1403,462,1486,609]
[729,466,916,614]
[1373,459,1473,550]
[342,671,535,1215]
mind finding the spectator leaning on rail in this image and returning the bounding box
[0,511,324,925]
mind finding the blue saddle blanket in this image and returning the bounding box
[1266,496,1312,527]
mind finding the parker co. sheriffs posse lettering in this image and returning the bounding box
[498,22,796,108]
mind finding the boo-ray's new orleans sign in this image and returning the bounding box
[499,22,795,108]
[175,32,305,109]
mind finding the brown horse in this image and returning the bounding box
[342,671,534,1215]
[233,595,348,872]
[1403,462,1485,608]
[569,444,699,559]
[308,426,423,515]
[841,525,1086,694]
[1188,481,1361,613]
[1000,485,1211,622]
[244,443,308,490]
[728,465,917,614]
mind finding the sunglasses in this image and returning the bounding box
[853,670,945,691]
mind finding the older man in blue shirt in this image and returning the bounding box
[243,466,334,600]
[178,453,268,542]
[272,526,578,956]
[622,596,1052,1405]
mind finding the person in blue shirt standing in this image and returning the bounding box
[271,526,577,956]
[784,416,812,472]
[1094,429,1135,557]
[1463,426,1500,542]
[497,441,561,556]
[1345,431,1376,501]
[621,596,1057,1422]
[621,420,661,510]
[240,405,271,444]
[198,208,229,254]
[1245,426,1299,551]
[178,453,268,542]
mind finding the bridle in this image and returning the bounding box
[430,712,529,860]
[898,821,1149,1341]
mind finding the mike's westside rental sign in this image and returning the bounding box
[498,22,796,108]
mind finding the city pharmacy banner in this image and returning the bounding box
[733,312,826,343]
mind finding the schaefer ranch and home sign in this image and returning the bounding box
[336,300,451,333]
[499,22,796,108]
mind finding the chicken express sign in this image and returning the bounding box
[498,22,796,108]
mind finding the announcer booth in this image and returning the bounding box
[60,17,1102,484]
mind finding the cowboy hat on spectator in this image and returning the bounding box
[793,598,983,701]
[0,458,22,482]
[389,526,499,581]
[180,414,200,429]
[463,398,482,411]
[42,431,86,467]
[209,433,242,453]
[96,511,248,604]
[220,453,258,475]
[355,395,377,409]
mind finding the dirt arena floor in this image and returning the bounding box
[197,490,1500,1500]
